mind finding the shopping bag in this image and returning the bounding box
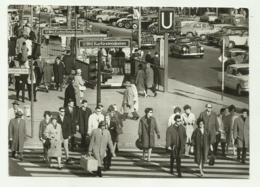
[208,154,215,166]
[80,155,98,173]
[135,139,143,150]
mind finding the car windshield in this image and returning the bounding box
[237,67,249,75]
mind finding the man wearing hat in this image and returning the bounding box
[88,121,116,177]
[8,101,23,121]
[9,111,26,160]
[198,104,219,157]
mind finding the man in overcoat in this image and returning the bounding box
[64,99,79,151]
[78,100,92,148]
[53,56,65,91]
[9,111,26,160]
[88,122,116,177]
[166,115,187,177]
[198,104,219,149]
[233,108,249,163]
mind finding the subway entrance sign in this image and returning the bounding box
[42,28,84,35]
[159,9,175,33]
[79,39,130,48]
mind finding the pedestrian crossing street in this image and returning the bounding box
[10,148,249,178]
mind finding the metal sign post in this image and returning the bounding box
[97,50,102,106]
[30,61,34,138]
[164,33,169,92]
[159,9,174,92]
[221,38,225,101]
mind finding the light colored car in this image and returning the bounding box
[217,64,249,96]
[53,14,67,24]
[200,12,218,23]
[207,26,248,48]
[96,10,117,23]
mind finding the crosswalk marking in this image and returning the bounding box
[10,148,249,178]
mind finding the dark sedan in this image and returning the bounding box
[170,37,204,58]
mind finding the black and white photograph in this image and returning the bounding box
[1,0,260,186]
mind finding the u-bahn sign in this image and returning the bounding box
[42,28,84,35]
[159,9,175,33]
[79,39,130,48]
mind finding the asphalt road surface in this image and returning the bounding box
[90,22,249,104]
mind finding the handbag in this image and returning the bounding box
[80,155,98,173]
[44,138,51,150]
[208,153,215,166]
[135,138,143,150]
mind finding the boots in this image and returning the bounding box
[97,167,102,177]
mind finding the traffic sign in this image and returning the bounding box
[79,40,130,48]
[42,28,84,35]
[8,68,29,74]
[159,9,175,33]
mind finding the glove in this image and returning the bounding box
[112,152,116,157]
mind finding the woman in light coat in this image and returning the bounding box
[88,121,115,177]
[44,116,63,169]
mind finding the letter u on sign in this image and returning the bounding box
[161,12,173,29]
[159,9,175,33]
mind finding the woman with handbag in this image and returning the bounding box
[192,119,213,177]
[44,115,63,169]
[39,111,52,162]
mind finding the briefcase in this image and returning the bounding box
[80,155,98,173]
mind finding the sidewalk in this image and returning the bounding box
[8,78,248,149]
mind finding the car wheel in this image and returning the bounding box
[228,41,235,49]
[98,18,102,23]
[236,85,243,96]
[118,22,123,28]
[125,23,131,29]
[132,23,138,29]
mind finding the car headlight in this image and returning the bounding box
[200,46,204,51]
[182,47,187,52]
[241,81,248,88]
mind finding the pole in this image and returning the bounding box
[75,6,77,58]
[30,5,33,25]
[97,49,102,106]
[221,38,225,101]
[138,6,141,48]
[30,60,34,137]
[164,33,169,92]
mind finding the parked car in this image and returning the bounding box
[116,14,135,28]
[207,26,248,48]
[218,13,248,27]
[217,64,249,96]
[200,12,218,23]
[109,12,129,26]
[87,8,104,21]
[170,37,204,58]
[224,48,248,70]
[96,10,117,23]
[53,14,67,24]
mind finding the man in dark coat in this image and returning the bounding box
[78,100,92,148]
[57,107,71,163]
[166,115,187,177]
[233,108,249,163]
[64,99,79,151]
[62,50,75,76]
[64,76,77,107]
[198,104,219,148]
[53,56,65,91]
[9,111,26,161]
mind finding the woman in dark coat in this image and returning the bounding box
[138,108,160,161]
[191,119,211,176]
[53,56,65,91]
